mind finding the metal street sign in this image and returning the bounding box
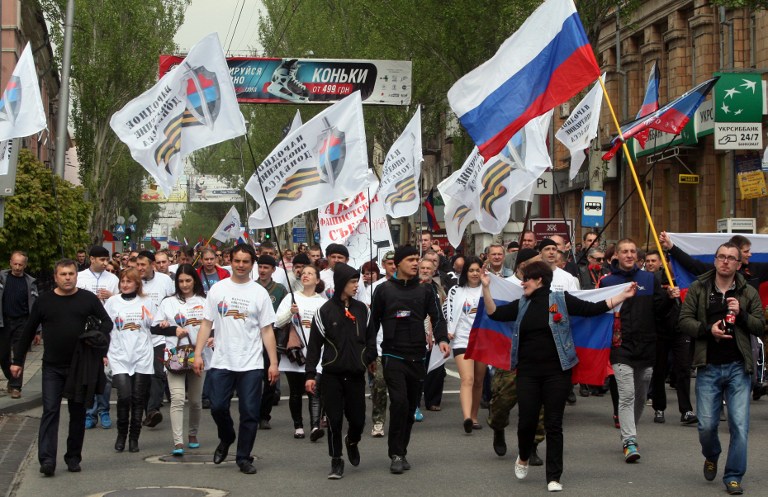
[292,227,308,243]
[533,170,553,195]
[714,123,763,150]
[581,190,606,228]
[128,215,138,223]
[714,73,764,150]
[128,224,137,232]
[115,224,126,234]
[679,174,700,184]
[530,218,574,242]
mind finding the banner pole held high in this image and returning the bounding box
[597,77,675,288]
[244,134,297,303]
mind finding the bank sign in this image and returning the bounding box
[159,56,412,106]
[714,73,763,150]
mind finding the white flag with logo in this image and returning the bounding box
[212,206,242,242]
[555,75,604,180]
[438,150,482,248]
[110,33,246,197]
[379,107,422,218]
[246,91,370,228]
[0,43,46,142]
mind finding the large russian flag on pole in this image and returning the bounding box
[447,0,600,161]
[466,274,629,384]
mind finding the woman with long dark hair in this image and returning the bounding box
[444,256,486,432]
[275,265,327,440]
[483,261,636,492]
[154,264,207,455]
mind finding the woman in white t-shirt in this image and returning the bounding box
[443,256,487,434]
[105,268,177,453]
[154,264,208,456]
[275,266,327,440]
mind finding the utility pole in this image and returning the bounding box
[54,0,74,178]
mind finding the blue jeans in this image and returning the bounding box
[696,362,751,484]
[86,380,112,421]
[207,368,264,465]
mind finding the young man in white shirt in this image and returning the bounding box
[136,251,175,427]
[320,243,349,299]
[193,244,279,475]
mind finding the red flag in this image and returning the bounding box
[103,230,115,242]
[150,237,161,251]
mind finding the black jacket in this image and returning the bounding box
[369,273,448,361]
[670,245,768,291]
[600,261,672,367]
[306,263,376,378]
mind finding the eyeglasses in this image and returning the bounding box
[715,254,739,263]
[216,253,222,256]
[591,257,604,262]
[522,276,537,282]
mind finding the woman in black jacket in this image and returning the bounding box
[305,263,377,480]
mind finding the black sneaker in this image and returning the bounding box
[681,411,698,425]
[238,461,257,475]
[328,458,344,479]
[402,456,411,471]
[310,427,325,442]
[66,461,81,473]
[143,410,163,428]
[345,435,360,467]
[654,410,665,423]
[259,419,271,430]
[726,481,743,495]
[390,455,404,474]
[579,384,590,397]
[493,429,507,456]
[703,459,717,481]
[566,388,577,405]
[39,464,55,477]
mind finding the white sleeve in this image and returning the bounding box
[203,289,217,322]
[274,294,293,328]
[257,290,277,328]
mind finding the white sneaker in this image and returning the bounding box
[371,422,384,437]
[548,481,563,492]
[514,456,528,480]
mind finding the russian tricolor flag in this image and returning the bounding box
[632,61,660,149]
[237,230,250,246]
[669,233,768,300]
[466,274,629,384]
[448,0,600,161]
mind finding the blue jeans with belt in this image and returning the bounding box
[696,361,751,485]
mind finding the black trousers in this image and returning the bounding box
[260,351,277,421]
[39,365,86,468]
[517,370,572,483]
[147,344,167,412]
[0,315,28,390]
[651,333,693,414]
[285,371,321,429]
[383,356,424,458]
[113,373,151,440]
[321,372,366,458]
[423,363,445,409]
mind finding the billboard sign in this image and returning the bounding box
[188,175,243,202]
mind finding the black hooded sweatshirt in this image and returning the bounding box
[306,263,376,378]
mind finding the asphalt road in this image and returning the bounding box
[9,370,768,497]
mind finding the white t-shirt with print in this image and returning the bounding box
[274,292,327,373]
[203,278,276,371]
[105,295,157,375]
[142,272,175,347]
[77,269,119,302]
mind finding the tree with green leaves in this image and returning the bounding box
[40,0,188,242]
[0,150,90,272]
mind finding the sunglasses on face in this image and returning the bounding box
[591,257,604,262]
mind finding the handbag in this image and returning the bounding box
[164,336,196,374]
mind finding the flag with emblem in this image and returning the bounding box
[602,77,717,160]
[0,43,46,142]
[555,75,604,180]
[246,91,370,228]
[212,206,241,242]
[110,33,246,197]
[379,107,423,218]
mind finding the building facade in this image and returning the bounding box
[553,1,768,246]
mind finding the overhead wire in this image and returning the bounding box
[227,0,248,53]
[222,0,243,52]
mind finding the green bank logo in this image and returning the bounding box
[715,73,762,123]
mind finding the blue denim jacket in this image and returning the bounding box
[510,291,578,371]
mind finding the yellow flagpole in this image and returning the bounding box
[597,77,676,289]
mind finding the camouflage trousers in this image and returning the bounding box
[487,368,545,444]
[370,357,388,424]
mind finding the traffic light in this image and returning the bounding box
[264,229,272,240]
[125,227,133,242]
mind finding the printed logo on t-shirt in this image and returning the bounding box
[175,305,203,328]
[325,287,335,299]
[217,298,247,320]
[396,310,411,318]
[114,313,140,331]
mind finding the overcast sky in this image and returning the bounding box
[174,0,265,54]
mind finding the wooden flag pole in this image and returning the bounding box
[597,77,676,289]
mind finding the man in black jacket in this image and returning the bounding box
[306,263,376,479]
[369,245,450,474]
[12,259,112,477]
